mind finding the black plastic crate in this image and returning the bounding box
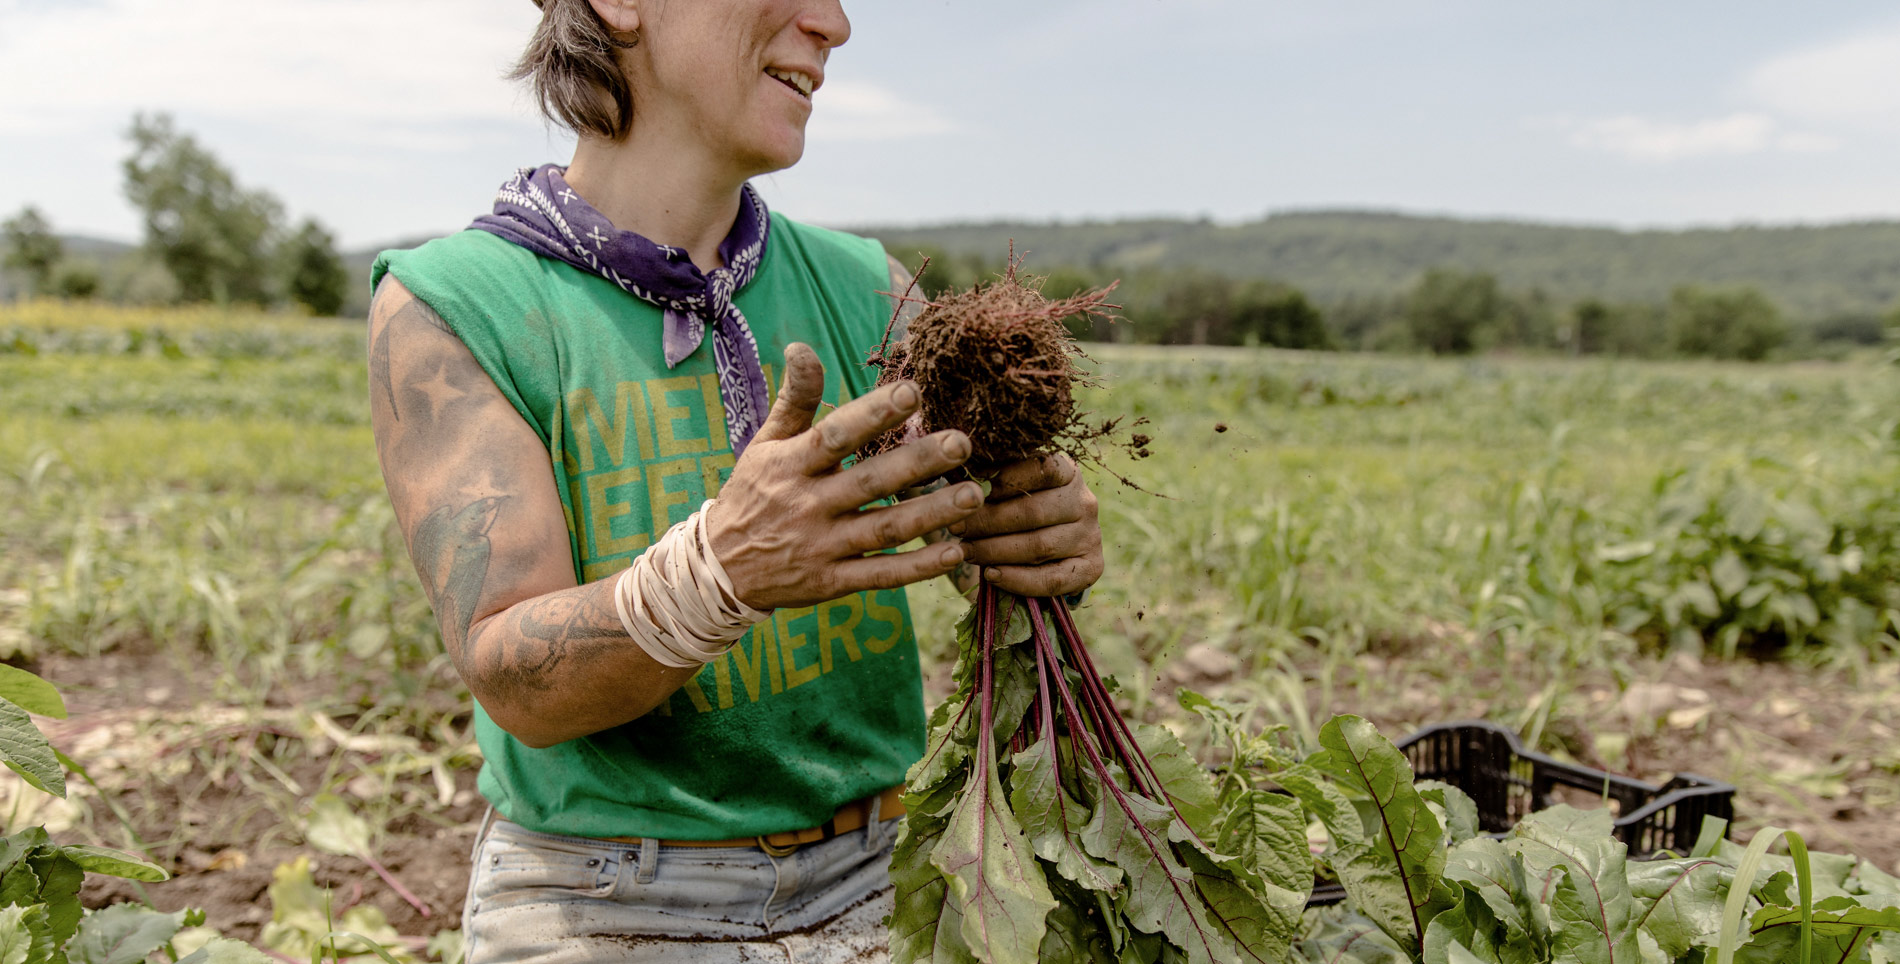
[1306,719,1736,907]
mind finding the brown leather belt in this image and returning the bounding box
[604,786,906,856]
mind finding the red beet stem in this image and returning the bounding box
[1050,598,1175,808]
[1035,597,1162,800]
[1026,603,1229,958]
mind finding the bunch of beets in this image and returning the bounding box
[868,266,1309,964]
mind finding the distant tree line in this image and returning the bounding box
[892,248,1332,349]
[0,113,349,316]
[868,212,1900,321]
[887,247,1899,362]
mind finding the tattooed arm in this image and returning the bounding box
[372,276,981,747]
[369,278,701,748]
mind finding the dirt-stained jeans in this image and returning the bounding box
[462,812,896,964]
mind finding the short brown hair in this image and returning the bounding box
[510,0,636,141]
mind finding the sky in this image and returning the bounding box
[4,0,1900,249]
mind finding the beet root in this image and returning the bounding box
[861,259,1124,474]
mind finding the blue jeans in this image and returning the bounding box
[462,811,898,963]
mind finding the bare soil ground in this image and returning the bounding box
[1153,635,1900,873]
[25,633,1900,948]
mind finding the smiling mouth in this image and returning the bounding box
[764,67,814,99]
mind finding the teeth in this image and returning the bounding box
[765,68,813,97]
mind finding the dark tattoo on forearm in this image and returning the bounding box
[490,587,627,692]
[410,496,507,656]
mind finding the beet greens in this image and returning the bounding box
[888,585,1312,964]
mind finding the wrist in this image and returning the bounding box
[614,501,772,669]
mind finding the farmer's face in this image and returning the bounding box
[628,0,850,177]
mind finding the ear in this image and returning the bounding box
[585,0,639,34]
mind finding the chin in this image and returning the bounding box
[745,132,808,177]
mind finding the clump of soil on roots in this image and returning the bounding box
[861,256,1148,479]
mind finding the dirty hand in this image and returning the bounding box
[950,453,1103,597]
[707,343,985,611]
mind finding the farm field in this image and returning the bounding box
[1,300,1896,951]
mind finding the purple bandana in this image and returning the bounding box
[471,164,774,455]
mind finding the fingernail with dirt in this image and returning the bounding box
[953,483,982,509]
[943,432,970,460]
[893,382,919,409]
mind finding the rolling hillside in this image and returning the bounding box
[18,212,1900,322]
[860,211,1900,320]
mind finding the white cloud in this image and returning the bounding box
[1747,25,1900,128]
[1565,112,1838,162]
[0,0,541,135]
[805,81,956,142]
[1551,26,1900,164]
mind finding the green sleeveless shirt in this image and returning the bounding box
[372,217,925,840]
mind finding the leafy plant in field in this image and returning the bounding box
[305,795,433,920]
[261,856,448,964]
[1175,699,1900,963]
[893,630,1900,964]
[1596,465,1900,655]
[890,586,1312,964]
[1215,708,1900,963]
[0,665,269,964]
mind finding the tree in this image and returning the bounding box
[1884,302,1900,367]
[1232,281,1331,349]
[1406,268,1500,355]
[2,206,64,296]
[1810,313,1886,346]
[1667,285,1787,361]
[122,112,282,305]
[1570,298,1612,355]
[52,261,100,300]
[1495,287,1557,350]
[280,218,350,316]
[1156,269,1235,344]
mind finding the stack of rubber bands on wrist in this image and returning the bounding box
[612,500,770,668]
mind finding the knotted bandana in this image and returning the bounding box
[471,164,774,455]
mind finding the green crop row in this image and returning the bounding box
[3,315,1897,726]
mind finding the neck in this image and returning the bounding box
[564,133,748,271]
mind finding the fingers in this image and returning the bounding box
[825,430,972,509]
[981,553,1102,598]
[839,481,984,554]
[829,541,968,596]
[752,343,827,444]
[951,475,1086,539]
[985,452,1078,500]
[961,520,1094,568]
[799,380,924,473]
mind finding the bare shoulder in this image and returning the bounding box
[369,275,454,337]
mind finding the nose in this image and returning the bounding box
[799,0,850,50]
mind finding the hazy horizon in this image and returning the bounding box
[46,203,1900,256]
[7,1,1900,248]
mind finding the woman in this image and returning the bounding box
[367,1,1104,960]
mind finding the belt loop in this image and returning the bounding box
[635,837,659,885]
[862,794,884,852]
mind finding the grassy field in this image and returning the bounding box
[2,300,1897,950]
